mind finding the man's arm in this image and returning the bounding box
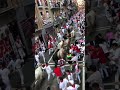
[7,61,12,69]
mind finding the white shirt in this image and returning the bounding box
[62,29,65,34]
[57,33,63,40]
[110,48,120,63]
[35,54,40,66]
[71,56,78,62]
[7,60,15,71]
[44,65,53,74]
[86,10,95,24]
[69,49,73,54]
[38,51,44,57]
[68,73,74,81]
[67,86,76,90]
[75,64,81,73]
[76,44,81,49]
[71,30,75,37]
[116,24,120,31]
[15,41,22,48]
[85,54,92,66]
[67,84,79,90]
[15,59,24,69]
[0,68,10,80]
[59,78,68,90]
[63,78,69,89]
[99,42,109,53]
[86,71,103,87]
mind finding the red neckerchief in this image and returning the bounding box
[72,84,75,88]
[68,72,71,75]
[60,80,63,82]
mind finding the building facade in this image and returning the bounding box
[0,0,35,61]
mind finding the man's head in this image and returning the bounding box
[92,83,100,90]
[66,70,70,74]
[89,65,97,72]
[72,53,76,56]
[112,43,118,50]
[45,62,48,66]
[59,77,63,82]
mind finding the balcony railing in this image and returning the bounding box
[0,0,15,14]
[50,2,60,9]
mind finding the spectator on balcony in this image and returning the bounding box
[86,65,103,89]
[15,36,26,59]
[86,9,96,29]
[0,63,11,90]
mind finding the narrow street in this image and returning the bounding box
[35,30,84,90]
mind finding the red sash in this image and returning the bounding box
[4,37,12,53]
[0,40,4,58]
[48,41,53,49]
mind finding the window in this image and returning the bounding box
[37,0,42,6]
[0,0,8,8]
[40,12,43,15]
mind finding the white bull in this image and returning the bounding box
[57,48,65,59]
[31,66,44,90]
[57,40,64,49]
[65,38,70,46]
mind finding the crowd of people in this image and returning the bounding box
[0,30,26,90]
[85,32,120,90]
[34,9,85,90]
[103,0,120,25]
[85,0,120,90]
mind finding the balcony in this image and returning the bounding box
[0,0,14,14]
[50,2,60,11]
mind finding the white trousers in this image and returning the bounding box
[75,71,81,83]
[92,59,99,69]
[47,72,54,81]
[99,64,109,78]
[40,53,45,63]
[2,78,11,90]
[17,68,24,85]
[18,48,25,59]
[49,48,53,55]
[60,66,65,74]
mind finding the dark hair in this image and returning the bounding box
[89,65,97,72]
[46,62,48,65]
[47,87,50,90]
[92,83,99,88]
[72,54,75,56]
[59,77,63,81]
[55,64,57,68]
[112,43,118,47]
[66,70,70,73]
[90,41,95,46]
[85,82,90,89]
[101,39,106,44]
[35,52,38,55]
[94,44,100,48]
[39,48,42,51]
